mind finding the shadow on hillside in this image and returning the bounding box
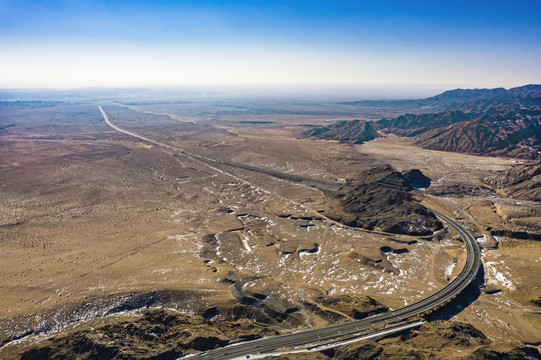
[426,263,485,321]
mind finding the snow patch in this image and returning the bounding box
[484,258,516,291]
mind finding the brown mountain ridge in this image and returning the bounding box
[306,85,541,160]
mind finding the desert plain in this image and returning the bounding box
[0,97,540,359]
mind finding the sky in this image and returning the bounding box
[1,0,541,89]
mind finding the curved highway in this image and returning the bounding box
[184,210,481,360]
[98,106,482,360]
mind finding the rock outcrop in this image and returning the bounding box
[303,119,379,144]
[327,165,442,235]
[13,309,277,360]
[414,111,541,159]
[308,85,541,160]
[483,163,541,201]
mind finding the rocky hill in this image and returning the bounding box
[341,84,541,112]
[418,86,541,112]
[263,321,540,360]
[377,110,479,137]
[414,110,541,159]
[303,119,379,144]
[12,313,539,360]
[326,165,442,235]
[483,163,541,201]
[9,309,277,360]
[306,85,541,160]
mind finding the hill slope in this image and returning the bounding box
[414,110,541,159]
[303,119,379,144]
[377,110,479,136]
[483,163,541,201]
[306,85,541,160]
[326,165,442,235]
[341,84,541,112]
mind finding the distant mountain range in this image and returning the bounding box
[340,84,541,112]
[307,85,541,160]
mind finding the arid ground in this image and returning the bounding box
[1,99,539,359]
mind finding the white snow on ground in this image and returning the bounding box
[239,232,252,252]
[483,253,516,291]
[476,234,491,247]
[487,264,516,291]
[169,234,202,256]
[299,246,321,258]
[444,262,456,278]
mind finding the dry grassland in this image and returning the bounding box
[1,102,540,357]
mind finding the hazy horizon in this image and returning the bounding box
[7,82,532,103]
[2,1,541,89]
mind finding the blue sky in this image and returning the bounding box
[1,0,541,88]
